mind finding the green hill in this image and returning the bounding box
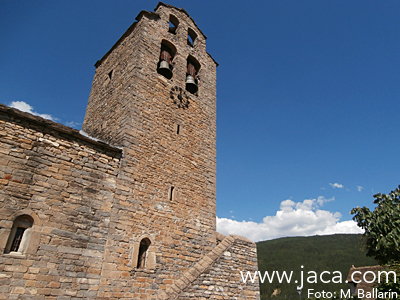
[256,234,377,300]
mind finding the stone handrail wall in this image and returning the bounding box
[157,234,259,299]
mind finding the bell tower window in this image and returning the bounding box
[186,56,200,94]
[168,15,179,34]
[157,41,177,80]
[187,28,197,47]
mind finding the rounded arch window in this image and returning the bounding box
[137,238,151,269]
[4,215,34,254]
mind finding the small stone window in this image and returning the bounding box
[169,186,175,201]
[4,215,34,254]
[137,238,151,269]
[168,15,179,34]
[157,40,177,80]
[104,69,113,87]
[187,28,197,47]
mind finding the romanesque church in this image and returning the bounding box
[0,3,260,299]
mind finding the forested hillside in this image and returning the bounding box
[256,234,377,300]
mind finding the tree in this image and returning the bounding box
[351,186,400,297]
[351,186,400,265]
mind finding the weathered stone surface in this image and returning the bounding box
[0,3,259,299]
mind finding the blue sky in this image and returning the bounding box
[1,1,400,241]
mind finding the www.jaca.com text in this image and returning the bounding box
[240,266,397,288]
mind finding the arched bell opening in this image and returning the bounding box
[187,28,197,47]
[168,14,179,34]
[186,56,200,94]
[157,40,177,80]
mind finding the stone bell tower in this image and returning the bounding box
[82,1,220,296]
[81,2,261,298]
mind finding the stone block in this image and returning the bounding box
[4,265,27,273]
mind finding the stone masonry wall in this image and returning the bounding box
[177,235,260,300]
[153,234,260,300]
[0,104,121,299]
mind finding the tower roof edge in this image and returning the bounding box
[155,2,207,40]
[155,2,218,66]
[94,4,218,68]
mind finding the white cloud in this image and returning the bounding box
[216,197,363,242]
[329,183,344,189]
[9,101,56,121]
[65,121,81,129]
[357,186,364,192]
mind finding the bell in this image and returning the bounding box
[186,75,198,93]
[158,60,172,79]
